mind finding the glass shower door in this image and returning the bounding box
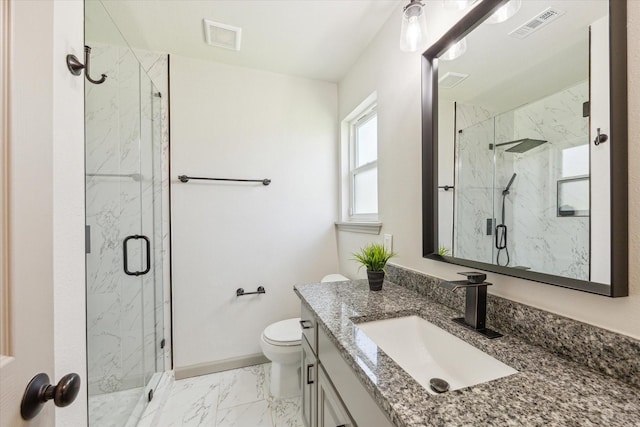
[85,2,165,425]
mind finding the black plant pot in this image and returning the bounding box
[366,270,385,291]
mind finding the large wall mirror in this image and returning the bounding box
[422,0,628,296]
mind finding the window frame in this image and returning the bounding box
[348,105,378,220]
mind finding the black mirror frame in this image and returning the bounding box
[421,0,628,297]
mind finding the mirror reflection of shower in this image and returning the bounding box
[496,172,516,266]
[451,80,590,280]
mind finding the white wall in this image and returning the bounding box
[337,1,640,339]
[170,56,339,369]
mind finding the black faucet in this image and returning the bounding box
[440,272,503,339]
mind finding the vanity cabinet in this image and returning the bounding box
[301,336,317,427]
[318,366,354,427]
[300,302,393,427]
[301,302,317,349]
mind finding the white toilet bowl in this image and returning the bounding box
[260,274,348,398]
[260,317,302,398]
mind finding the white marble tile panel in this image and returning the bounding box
[88,387,143,427]
[269,397,304,427]
[156,374,221,427]
[216,400,273,427]
[217,364,268,410]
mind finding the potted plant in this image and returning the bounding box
[352,243,396,291]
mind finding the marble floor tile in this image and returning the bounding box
[217,364,268,410]
[156,373,220,427]
[88,387,144,427]
[146,363,302,427]
[269,396,304,427]
[216,400,273,427]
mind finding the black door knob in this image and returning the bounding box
[20,372,81,420]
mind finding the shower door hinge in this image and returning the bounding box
[160,339,166,349]
[85,225,91,254]
[148,389,154,402]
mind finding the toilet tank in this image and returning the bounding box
[320,274,349,283]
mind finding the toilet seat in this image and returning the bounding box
[262,318,301,346]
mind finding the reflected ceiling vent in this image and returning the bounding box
[203,19,242,51]
[508,7,565,39]
[439,72,469,89]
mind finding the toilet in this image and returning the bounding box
[260,274,349,398]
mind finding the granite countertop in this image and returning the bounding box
[294,279,640,426]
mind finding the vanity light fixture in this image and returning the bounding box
[440,37,467,61]
[400,0,428,53]
[485,0,522,24]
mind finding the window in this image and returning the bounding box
[558,144,590,217]
[349,105,378,218]
[337,94,381,234]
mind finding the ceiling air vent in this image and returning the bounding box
[203,19,242,51]
[508,7,565,39]
[439,72,469,89]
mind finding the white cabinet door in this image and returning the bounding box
[301,337,317,427]
[317,367,354,427]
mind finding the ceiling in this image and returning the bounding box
[438,0,608,113]
[95,0,404,83]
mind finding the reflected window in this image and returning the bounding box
[562,144,589,178]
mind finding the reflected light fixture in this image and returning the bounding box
[485,0,522,24]
[400,0,428,53]
[440,37,467,61]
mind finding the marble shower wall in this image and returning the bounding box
[454,82,589,280]
[500,81,589,279]
[85,42,169,397]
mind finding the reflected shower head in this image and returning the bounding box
[496,138,547,153]
[504,173,517,192]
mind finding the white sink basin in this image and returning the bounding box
[355,316,517,394]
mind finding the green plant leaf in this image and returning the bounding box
[351,243,397,272]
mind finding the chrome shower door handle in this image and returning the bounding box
[123,234,151,276]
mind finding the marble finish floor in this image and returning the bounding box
[89,387,145,427]
[154,363,303,427]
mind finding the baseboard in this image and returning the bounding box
[175,353,269,380]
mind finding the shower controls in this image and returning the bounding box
[486,218,495,236]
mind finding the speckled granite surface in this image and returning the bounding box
[386,264,640,389]
[294,279,640,427]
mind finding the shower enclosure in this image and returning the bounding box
[453,81,590,280]
[85,2,169,426]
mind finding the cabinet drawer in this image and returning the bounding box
[300,303,317,353]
